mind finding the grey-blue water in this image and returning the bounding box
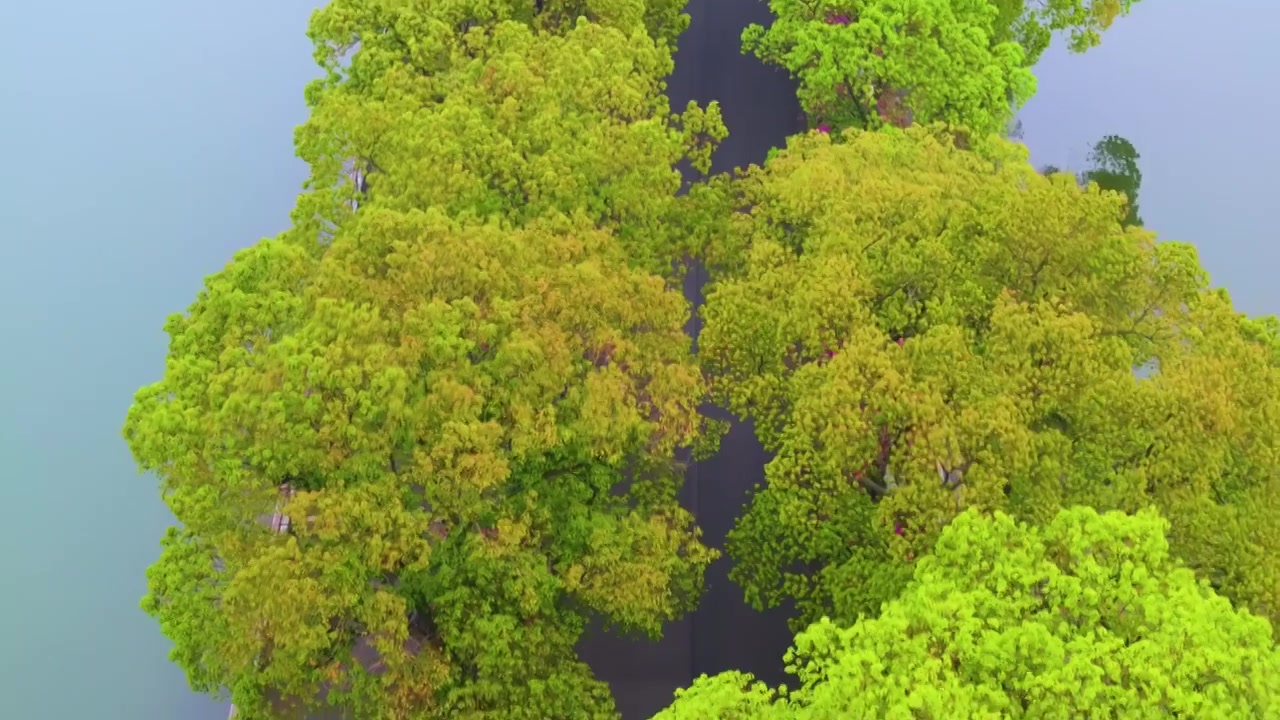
[1,1,1275,718]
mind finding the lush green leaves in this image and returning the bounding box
[125,3,726,716]
[127,206,720,718]
[296,1,725,277]
[700,126,1280,628]
[129,3,1277,718]
[742,0,1143,135]
[992,0,1141,66]
[741,0,1038,135]
[1082,134,1144,227]
[655,507,1280,719]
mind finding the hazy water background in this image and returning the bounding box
[1,1,1275,718]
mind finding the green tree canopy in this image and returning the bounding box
[303,0,691,65]
[128,208,719,719]
[1081,134,1144,227]
[741,0,1038,135]
[992,0,1142,66]
[654,506,1280,720]
[125,3,728,717]
[698,126,1280,629]
[295,0,725,277]
[1041,134,1144,227]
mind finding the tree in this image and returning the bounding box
[296,0,725,278]
[126,4,728,717]
[300,0,691,59]
[127,208,721,719]
[741,0,1038,135]
[1040,134,1144,227]
[698,125,1280,629]
[991,0,1143,67]
[534,0,693,47]
[653,506,1280,719]
[1081,134,1144,227]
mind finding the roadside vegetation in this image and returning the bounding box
[124,1,1280,718]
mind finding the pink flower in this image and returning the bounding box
[894,523,905,536]
[825,13,851,25]
[817,124,831,134]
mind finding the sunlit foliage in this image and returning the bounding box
[700,126,1280,629]
[654,507,1280,719]
[741,0,1038,135]
[125,2,728,717]
[742,0,1142,135]
[296,0,725,277]
[992,0,1141,66]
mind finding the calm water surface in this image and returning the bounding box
[1,1,1276,718]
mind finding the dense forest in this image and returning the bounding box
[123,0,1280,718]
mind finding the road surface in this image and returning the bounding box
[577,2,803,719]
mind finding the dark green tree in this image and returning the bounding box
[1040,135,1144,227]
[1081,134,1144,227]
[992,0,1142,67]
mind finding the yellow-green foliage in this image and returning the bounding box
[655,507,1280,719]
[125,3,725,718]
[742,0,1142,135]
[128,208,720,719]
[742,0,1038,135]
[991,0,1142,66]
[701,126,1280,629]
[297,0,725,277]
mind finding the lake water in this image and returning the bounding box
[2,1,1276,718]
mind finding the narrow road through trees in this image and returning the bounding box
[577,3,803,718]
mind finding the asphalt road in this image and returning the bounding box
[576,2,803,718]
[298,5,801,719]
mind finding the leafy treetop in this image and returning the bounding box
[296,0,725,277]
[1081,134,1144,227]
[128,207,719,719]
[741,0,1038,135]
[654,506,1280,720]
[992,0,1141,66]
[125,4,724,716]
[698,126,1280,629]
[1042,133,1144,228]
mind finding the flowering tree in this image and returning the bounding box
[699,126,1280,629]
[654,506,1280,719]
